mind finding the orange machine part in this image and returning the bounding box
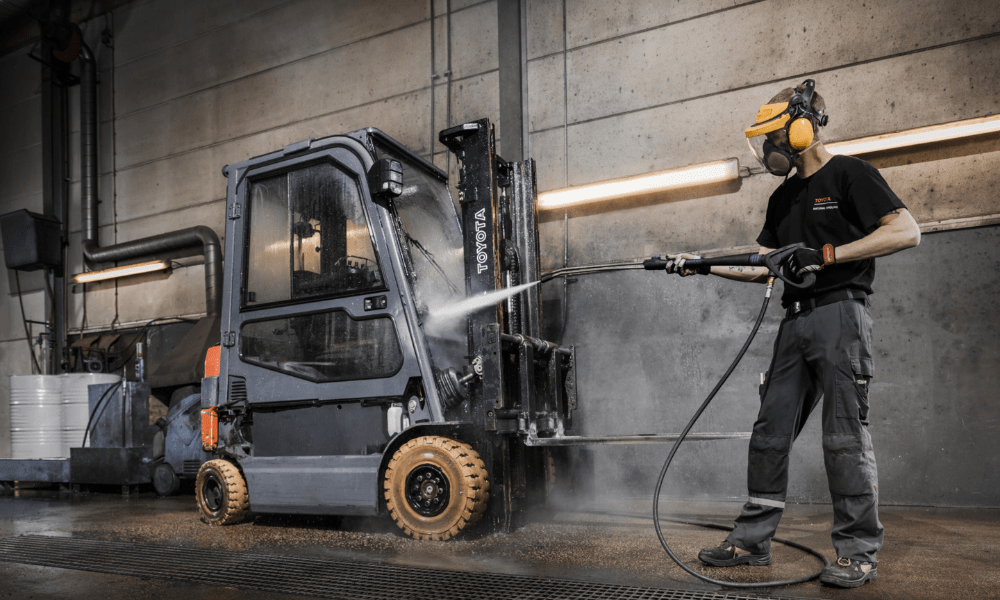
[204,345,221,377]
[201,407,218,451]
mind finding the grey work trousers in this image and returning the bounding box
[727,298,884,563]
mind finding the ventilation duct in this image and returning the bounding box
[78,42,221,319]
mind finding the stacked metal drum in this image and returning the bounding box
[9,374,121,459]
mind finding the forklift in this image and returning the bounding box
[197,119,577,539]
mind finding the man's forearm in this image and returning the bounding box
[710,264,771,283]
[834,209,921,263]
[709,246,773,283]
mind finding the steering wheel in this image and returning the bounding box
[293,256,381,295]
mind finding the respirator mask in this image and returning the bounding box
[745,79,829,176]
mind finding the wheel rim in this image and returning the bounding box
[202,475,223,513]
[404,463,450,517]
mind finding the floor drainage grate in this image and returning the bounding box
[0,535,797,600]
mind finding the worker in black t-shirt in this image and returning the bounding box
[666,80,920,588]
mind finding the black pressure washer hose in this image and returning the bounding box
[639,245,829,588]
[650,277,829,589]
[542,245,829,587]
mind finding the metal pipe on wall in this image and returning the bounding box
[77,42,222,318]
[78,42,98,252]
[83,227,223,318]
[40,0,72,375]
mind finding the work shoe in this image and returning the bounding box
[820,557,877,588]
[698,541,772,567]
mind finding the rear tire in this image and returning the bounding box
[196,459,249,525]
[384,436,489,540]
[153,462,180,496]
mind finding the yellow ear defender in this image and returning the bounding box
[788,117,815,150]
[786,79,826,149]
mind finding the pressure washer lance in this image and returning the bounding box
[642,243,815,291]
[642,244,829,589]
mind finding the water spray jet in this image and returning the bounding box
[428,281,541,321]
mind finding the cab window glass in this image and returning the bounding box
[240,311,403,382]
[245,162,382,306]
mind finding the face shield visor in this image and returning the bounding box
[745,102,800,177]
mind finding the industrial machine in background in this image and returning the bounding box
[0,336,210,495]
[152,386,212,496]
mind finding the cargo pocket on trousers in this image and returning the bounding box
[837,355,874,423]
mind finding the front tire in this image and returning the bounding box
[384,436,489,540]
[196,459,249,525]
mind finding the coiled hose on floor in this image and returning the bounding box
[651,278,830,588]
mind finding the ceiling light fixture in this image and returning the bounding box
[827,114,1000,156]
[72,259,170,284]
[537,158,740,210]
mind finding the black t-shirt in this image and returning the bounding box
[756,154,906,305]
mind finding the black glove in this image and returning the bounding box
[788,245,834,276]
[666,253,710,276]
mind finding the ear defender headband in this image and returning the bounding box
[745,79,830,175]
[786,79,829,149]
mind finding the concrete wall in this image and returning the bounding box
[0,0,997,508]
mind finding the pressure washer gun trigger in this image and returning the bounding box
[763,243,817,290]
[643,254,670,270]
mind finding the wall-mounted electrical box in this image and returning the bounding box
[0,209,63,272]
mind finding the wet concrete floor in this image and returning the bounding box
[0,487,996,600]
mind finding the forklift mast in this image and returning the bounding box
[440,119,577,530]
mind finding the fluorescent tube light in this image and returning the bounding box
[827,114,1000,156]
[537,158,740,210]
[72,260,170,284]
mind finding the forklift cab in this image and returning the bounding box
[211,131,467,515]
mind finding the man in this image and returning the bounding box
[667,79,920,588]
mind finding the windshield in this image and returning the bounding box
[244,162,384,308]
[372,138,467,368]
